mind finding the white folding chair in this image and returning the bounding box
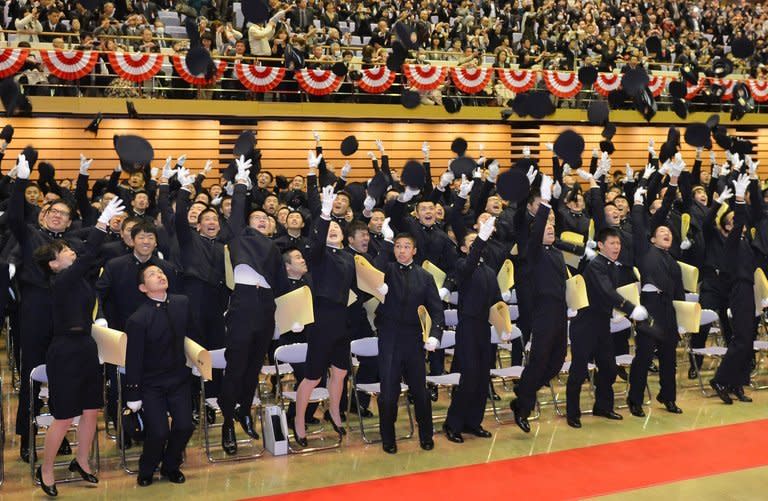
[199,349,265,462]
[29,365,99,484]
[686,309,726,396]
[274,343,341,453]
[488,327,537,423]
[115,367,143,474]
[611,317,651,408]
[425,331,461,420]
[349,337,413,444]
[751,340,768,390]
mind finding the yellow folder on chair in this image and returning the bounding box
[497,259,514,292]
[417,305,431,343]
[184,337,212,381]
[489,301,513,335]
[274,285,315,335]
[91,324,127,366]
[614,282,640,317]
[566,274,589,311]
[354,255,386,302]
[422,260,446,290]
[677,261,699,293]
[673,300,701,334]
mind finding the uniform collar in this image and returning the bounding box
[398,261,414,271]
[40,226,64,239]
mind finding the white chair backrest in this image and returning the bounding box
[210,348,227,369]
[685,292,700,303]
[700,309,718,326]
[439,330,456,349]
[444,309,459,327]
[509,304,519,321]
[350,337,379,358]
[489,325,523,344]
[30,364,48,384]
[274,343,308,364]
[610,317,632,333]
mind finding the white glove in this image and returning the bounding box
[695,147,702,161]
[7,165,17,179]
[202,159,214,177]
[669,156,685,178]
[711,162,721,179]
[576,169,593,181]
[375,139,385,154]
[544,142,554,152]
[567,308,578,318]
[680,239,692,250]
[114,163,122,173]
[176,154,187,167]
[643,163,656,180]
[634,187,647,205]
[625,163,634,181]
[477,216,496,241]
[291,322,304,333]
[367,151,377,162]
[307,150,323,170]
[500,330,512,342]
[235,154,252,184]
[526,165,537,184]
[363,195,376,212]
[710,151,716,164]
[487,160,500,183]
[15,154,29,180]
[761,298,768,309]
[592,147,599,158]
[340,161,352,180]
[439,170,455,189]
[658,160,671,176]
[720,161,731,178]
[522,146,531,158]
[424,336,439,352]
[472,167,483,179]
[748,157,760,177]
[376,283,389,297]
[223,181,235,196]
[438,287,450,301]
[562,163,572,176]
[94,318,108,328]
[79,154,92,176]
[586,240,597,249]
[422,141,430,160]
[733,173,750,198]
[629,305,649,321]
[98,197,126,225]
[382,217,394,241]
[678,325,687,335]
[321,184,336,218]
[8,263,15,280]
[553,181,562,199]
[730,153,744,173]
[540,174,553,202]
[458,175,474,199]
[399,185,420,203]
[648,138,656,157]
[127,401,142,413]
[150,167,158,180]
[162,156,176,180]
[312,130,321,144]
[715,186,733,204]
[501,290,513,303]
[211,195,222,206]
[177,167,195,188]
[584,246,597,260]
[593,164,609,181]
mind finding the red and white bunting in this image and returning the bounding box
[0,49,28,79]
[107,52,163,82]
[402,64,448,91]
[295,69,343,96]
[357,66,395,94]
[496,69,537,93]
[39,50,99,80]
[712,78,737,101]
[543,71,582,98]
[171,55,227,86]
[647,76,668,97]
[593,73,621,97]
[450,67,493,94]
[748,79,768,102]
[685,78,704,100]
[235,62,285,92]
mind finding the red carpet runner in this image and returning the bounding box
[249,419,768,500]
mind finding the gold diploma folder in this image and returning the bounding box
[417,305,431,343]
[274,285,315,335]
[355,255,386,302]
[422,260,446,290]
[184,337,212,381]
[673,300,702,334]
[566,274,589,311]
[614,282,640,317]
[497,259,515,293]
[91,324,127,367]
[488,301,513,335]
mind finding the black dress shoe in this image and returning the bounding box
[731,386,753,402]
[420,439,434,451]
[221,419,238,455]
[382,442,397,454]
[236,408,259,439]
[161,469,186,484]
[137,475,153,487]
[442,424,464,443]
[658,400,683,413]
[206,405,217,425]
[428,385,439,402]
[330,419,347,438]
[627,401,645,418]
[291,419,308,448]
[709,380,733,404]
[510,399,531,433]
[566,416,581,428]
[593,408,623,420]
[464,426,492,438]
[57,437,72,456]
[68,459,98,483]
[688,366,698,380]
[36,467,58,497]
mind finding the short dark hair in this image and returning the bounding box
[121,215,142,230]
[136,262,161,286]
[130,220,158,239]
[596,227,621,243]
[346,220,368,240]
[33,240,70,275]
[394,232,416,246]
[281,247,302,264]
[197,206,220,223]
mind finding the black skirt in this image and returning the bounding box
[305,297,350,380]
[46,334,103,420]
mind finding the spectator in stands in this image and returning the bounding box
[71,1,97,33]
[14,6,44,45]
[138,27,161,53]
[215,21,242,55]
[369,20,389,48]
[290,0,316,32]
[248,8,290,57]
[320,2,340,31]
[134,0,160,25]
[94,15,120,39]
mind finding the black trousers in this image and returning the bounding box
[219,285,275,421]
[184,278,228,400]
[714,281,754,387]
[445,316,491,431]
[690,280,732,369]
[566,310,616,418]
[139,376,194,478]
[377,330,432,445]
[516,298,567,418]
[16,284,52,436]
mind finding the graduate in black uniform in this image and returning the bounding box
[293,184,355,446]
[443,215,499,442]
[511,175,569,433]
[32,196,124,496]
[566,227,647,428]
[219,156,289,455]
[374,233,444,454]
[273,210,311,259]
[125,264,195,487]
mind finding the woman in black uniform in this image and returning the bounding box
[32,197,124,496]
[293,185,355,446]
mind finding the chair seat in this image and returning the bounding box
[560,361,596,373]
[490,366,524,379]
[615,354,634,366]
[261,363,293,376]
[356,382,408,394]
[205,395,260,411]
[282,388,329,402]
[691,346,728,357]
[754,340,768,351]
[36,414,80,428]
[426,373,461,386]
[445,348,455,356]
